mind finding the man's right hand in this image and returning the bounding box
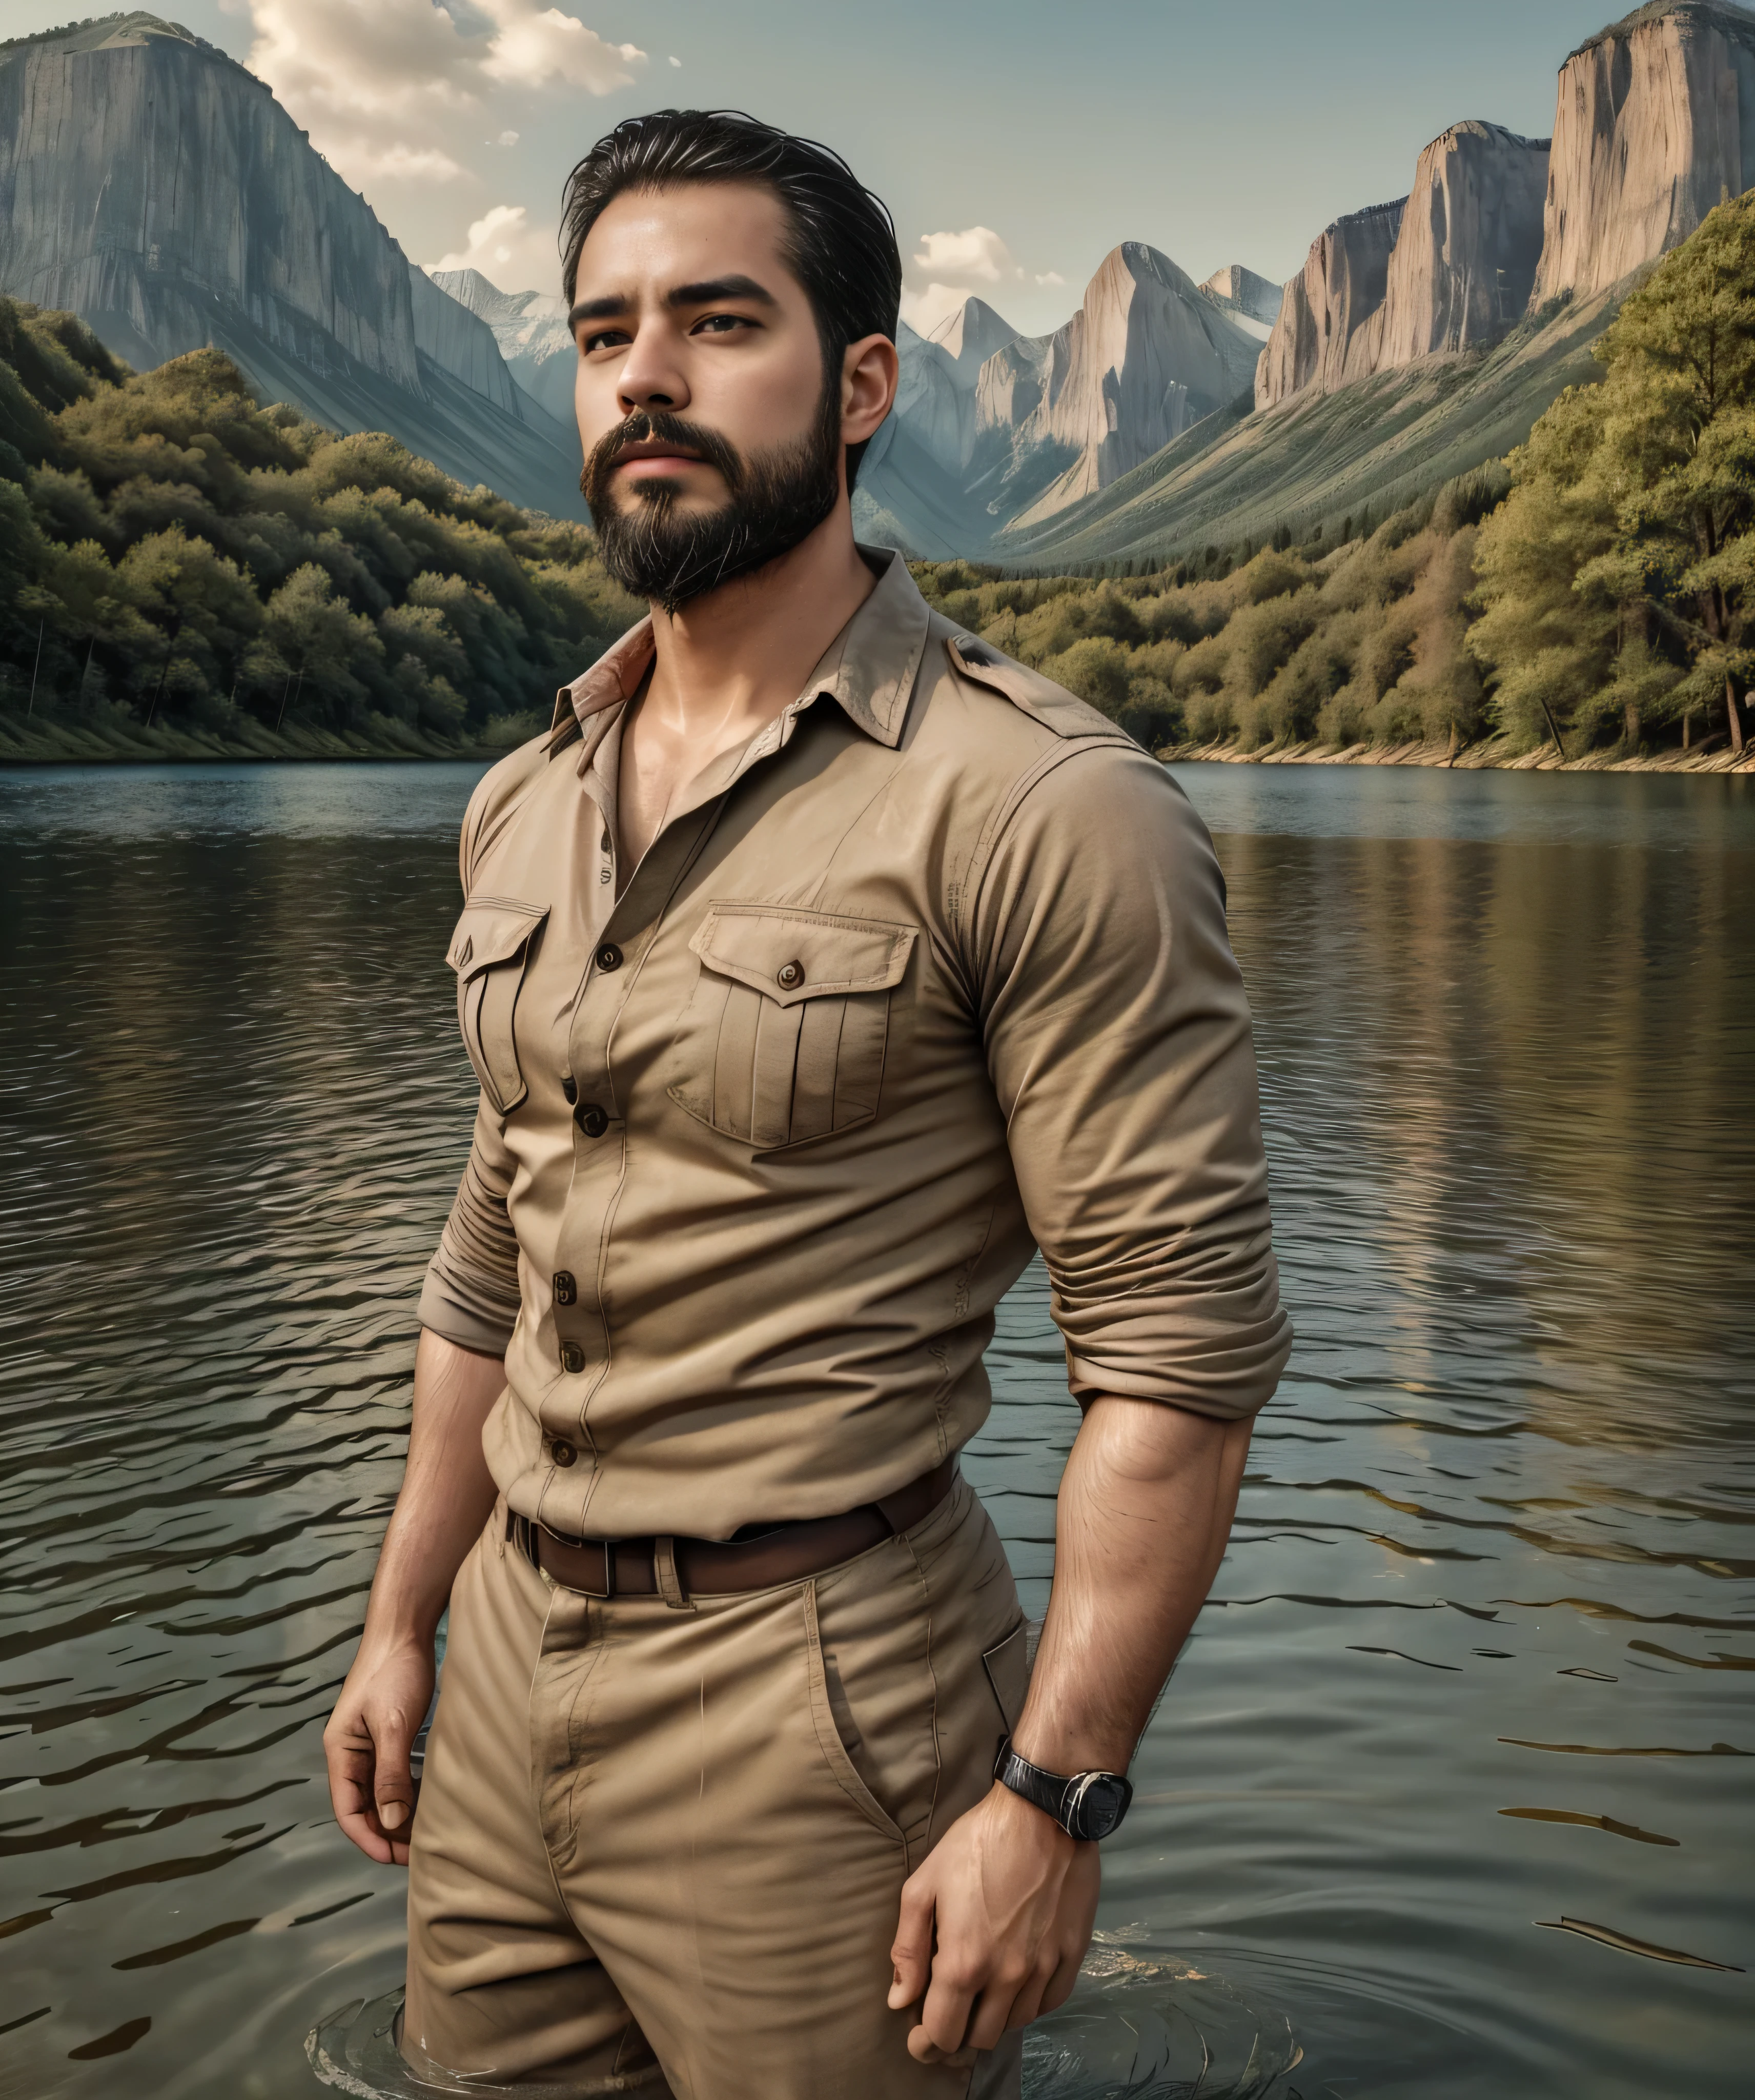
[323,1637,436,1866]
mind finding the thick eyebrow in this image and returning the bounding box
[567,274,779,330]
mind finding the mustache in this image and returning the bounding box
[580,410,744,508]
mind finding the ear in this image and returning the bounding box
[840,332,899,449]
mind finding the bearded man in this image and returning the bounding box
[323,110,1291,2100]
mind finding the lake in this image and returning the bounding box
[1,758,1750,2099]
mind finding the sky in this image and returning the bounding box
[13,0,1624,336]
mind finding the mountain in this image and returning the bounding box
[1373,123,1549,366]
[1197,265,1283,337]
[0,13,586,518]
[1255,198,1407,409]
[999,1,1755,567]
[1260,124,1549,411]
[1532,0,1755,301]
[854,246,1259,554]
[430,268,577,426]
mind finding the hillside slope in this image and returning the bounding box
[1000,285,1618,567]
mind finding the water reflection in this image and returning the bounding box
[1,761,1750,2100]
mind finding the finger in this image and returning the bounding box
[324,1730,394,1864]
[887,1875,935,2011]
[965,1975,1027,2055]
[1038,1941,1086,2017]
[1002,1958,1057,2035]
[915,1957,978,2059]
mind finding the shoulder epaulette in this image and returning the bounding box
[944,635,1134,744]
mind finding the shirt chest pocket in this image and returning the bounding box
[667,903,917,1152]
[447,896,549,1116]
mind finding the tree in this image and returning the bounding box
[1473,190,1755,754]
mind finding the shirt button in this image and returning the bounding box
[560,1343,585,1374]
[561,1074,578,1104]
[776,959,805,991]
[575,1102,609,1139]
[553,1270,577,1305]
[552,1439,578,1467]
[596,942,623,972]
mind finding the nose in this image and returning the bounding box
[617,320,689,418]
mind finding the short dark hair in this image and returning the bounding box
[560,109,901,489]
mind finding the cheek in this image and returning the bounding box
[697,342,826,447]
[574,357,622,443]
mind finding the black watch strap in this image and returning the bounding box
[993,1738,1134,1842]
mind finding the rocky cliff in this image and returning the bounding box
[1255,198,1406,409]
[431,267,577,425]
[889,296,1019,475]
[0,13,584,517]
[971,244,1260,526]
[1374,122,1550,366]
[1198,265,1283,335]
[1532,0,1755,302]
[407,266,522,416]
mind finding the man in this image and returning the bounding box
[324,110,1290,2100]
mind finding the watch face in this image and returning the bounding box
[1075,1774,1130,1841]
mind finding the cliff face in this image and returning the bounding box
[974,243,1260,523]
[431,267,576,424]
[1532,0,1755,302]
[408,267,521,415]
[0,15,421,386]
[0,13,584,517]
[891,296,1019,475]
[1256,198,1406,409]
[1374,122,1550,367]
[1198,265,1283,333]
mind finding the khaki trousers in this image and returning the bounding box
[404,1476,1032,2098]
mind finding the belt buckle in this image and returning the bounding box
[536,1522,613,1599]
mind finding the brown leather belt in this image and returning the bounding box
[523,1455,958,1602]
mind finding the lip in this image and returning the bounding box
[613,439,702,471]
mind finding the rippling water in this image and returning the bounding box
[1,759,1750,2099]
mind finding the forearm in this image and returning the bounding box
[1011,1395,1253,1775]
[360,1327,505,1651]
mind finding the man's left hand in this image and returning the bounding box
[887,1781,1100,2062]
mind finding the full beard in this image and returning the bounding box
[581,383,843,616]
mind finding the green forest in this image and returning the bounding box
[912,191,1755,764]
[0,298,641,759]
[3,187,1753,765]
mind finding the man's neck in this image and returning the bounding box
[641,498,878,749]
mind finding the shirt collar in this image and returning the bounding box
[549,546,932,754]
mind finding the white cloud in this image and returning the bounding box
[479,1,643,92]
[428,203,559,291]
[911,227,1015,284]
[902,225,1065,333]
[244,0,643,190]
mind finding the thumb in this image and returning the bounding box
[372,1709,418,1834]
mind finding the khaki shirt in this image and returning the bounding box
[419,550,1290,1541]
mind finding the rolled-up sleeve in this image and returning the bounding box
[418,1095,523,1356]
[972,744,1292,1420]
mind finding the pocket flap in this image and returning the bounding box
[447,896,548,978]
[688,903,916,1008]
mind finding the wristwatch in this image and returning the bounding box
[993,1738,1134,1842]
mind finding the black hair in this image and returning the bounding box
[560,109,901,489]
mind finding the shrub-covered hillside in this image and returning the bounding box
[0,298,642,756]
[911,469,1505,758]
[915,192,1755,765]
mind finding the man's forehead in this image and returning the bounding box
[575,181,792,293]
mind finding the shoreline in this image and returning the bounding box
[4,717,1751,777]
[0,712,533,766]
[1160,732,1755,776]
